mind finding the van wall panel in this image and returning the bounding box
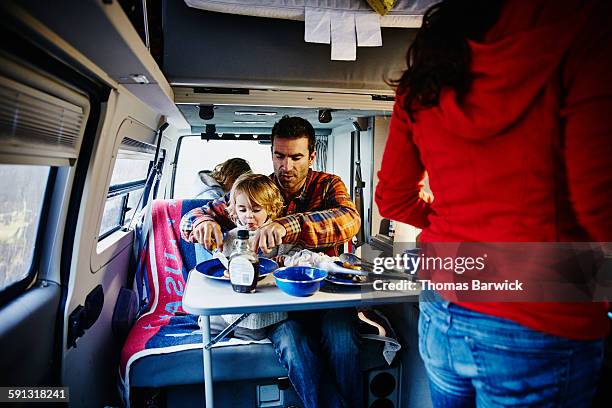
[63,247,130,407]
[0,284,61,386]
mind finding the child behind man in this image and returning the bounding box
[193,157,251,199]
[210,173,300,339]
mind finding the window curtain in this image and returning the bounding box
[314,134,328,172]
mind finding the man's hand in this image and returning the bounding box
[252,222,287,254]
[191,220,224,252]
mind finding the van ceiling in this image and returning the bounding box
[163,1,416,93]
[178,104,386,134]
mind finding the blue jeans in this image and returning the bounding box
[419,290,604,408]
[267,309,362,408]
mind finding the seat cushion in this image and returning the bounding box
[130,342,286,387]
[121,312,286,390]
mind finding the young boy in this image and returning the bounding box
[211,174,300,338]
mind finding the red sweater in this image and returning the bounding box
[376,0,611,340]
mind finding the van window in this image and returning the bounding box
[173,137,274,198]
[99,151,153,239]
[0,164,50,292]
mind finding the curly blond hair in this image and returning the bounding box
[227,174,284,223]
[211,158,252,191]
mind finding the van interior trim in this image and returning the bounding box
[199,133,272,142]
[120,136,157,155]
[3,0,189,129]
[175,84,395,96]
[0,66,90,166]
[174,88,394,111]
[183,0,429,28]
[91,115,159,271]
[0,75,85,159]
[191,127,333,136]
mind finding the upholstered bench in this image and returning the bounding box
[118,199,286,406]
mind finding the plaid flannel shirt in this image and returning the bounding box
[179,170,361,255]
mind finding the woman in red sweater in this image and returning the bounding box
[376,0,611,406]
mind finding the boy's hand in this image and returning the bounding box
[252,222,287,254]
[192,220,224,252]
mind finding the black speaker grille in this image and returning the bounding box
[370,397,395,408]
[370,372,396,398]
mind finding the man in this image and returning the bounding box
[180,116,363,408]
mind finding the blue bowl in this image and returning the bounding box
[273,266,328,297]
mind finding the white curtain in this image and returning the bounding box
[314,134,328,172]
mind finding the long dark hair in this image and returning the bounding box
[391,0,503,121]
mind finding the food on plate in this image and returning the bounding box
[283,249,338,267]
[330,271,367,283]
[344,273,367,283]
[342,261,361,270]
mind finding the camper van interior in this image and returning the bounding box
[0,1,610,407]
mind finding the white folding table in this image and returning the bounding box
[182,269,420,408]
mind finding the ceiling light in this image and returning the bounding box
[205,124,216,134]
[198,105,215,120]
[235,111,277,116]
[233,120,267,124]
[130,74,150,84]
[318,109,332,123]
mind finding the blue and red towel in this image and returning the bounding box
[118,199,268,404]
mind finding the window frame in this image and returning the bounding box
[170,135,274,199]
[169,134,186,199]
[92,117,159,273]
[0,166,56,307]
[97,157,153,241]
